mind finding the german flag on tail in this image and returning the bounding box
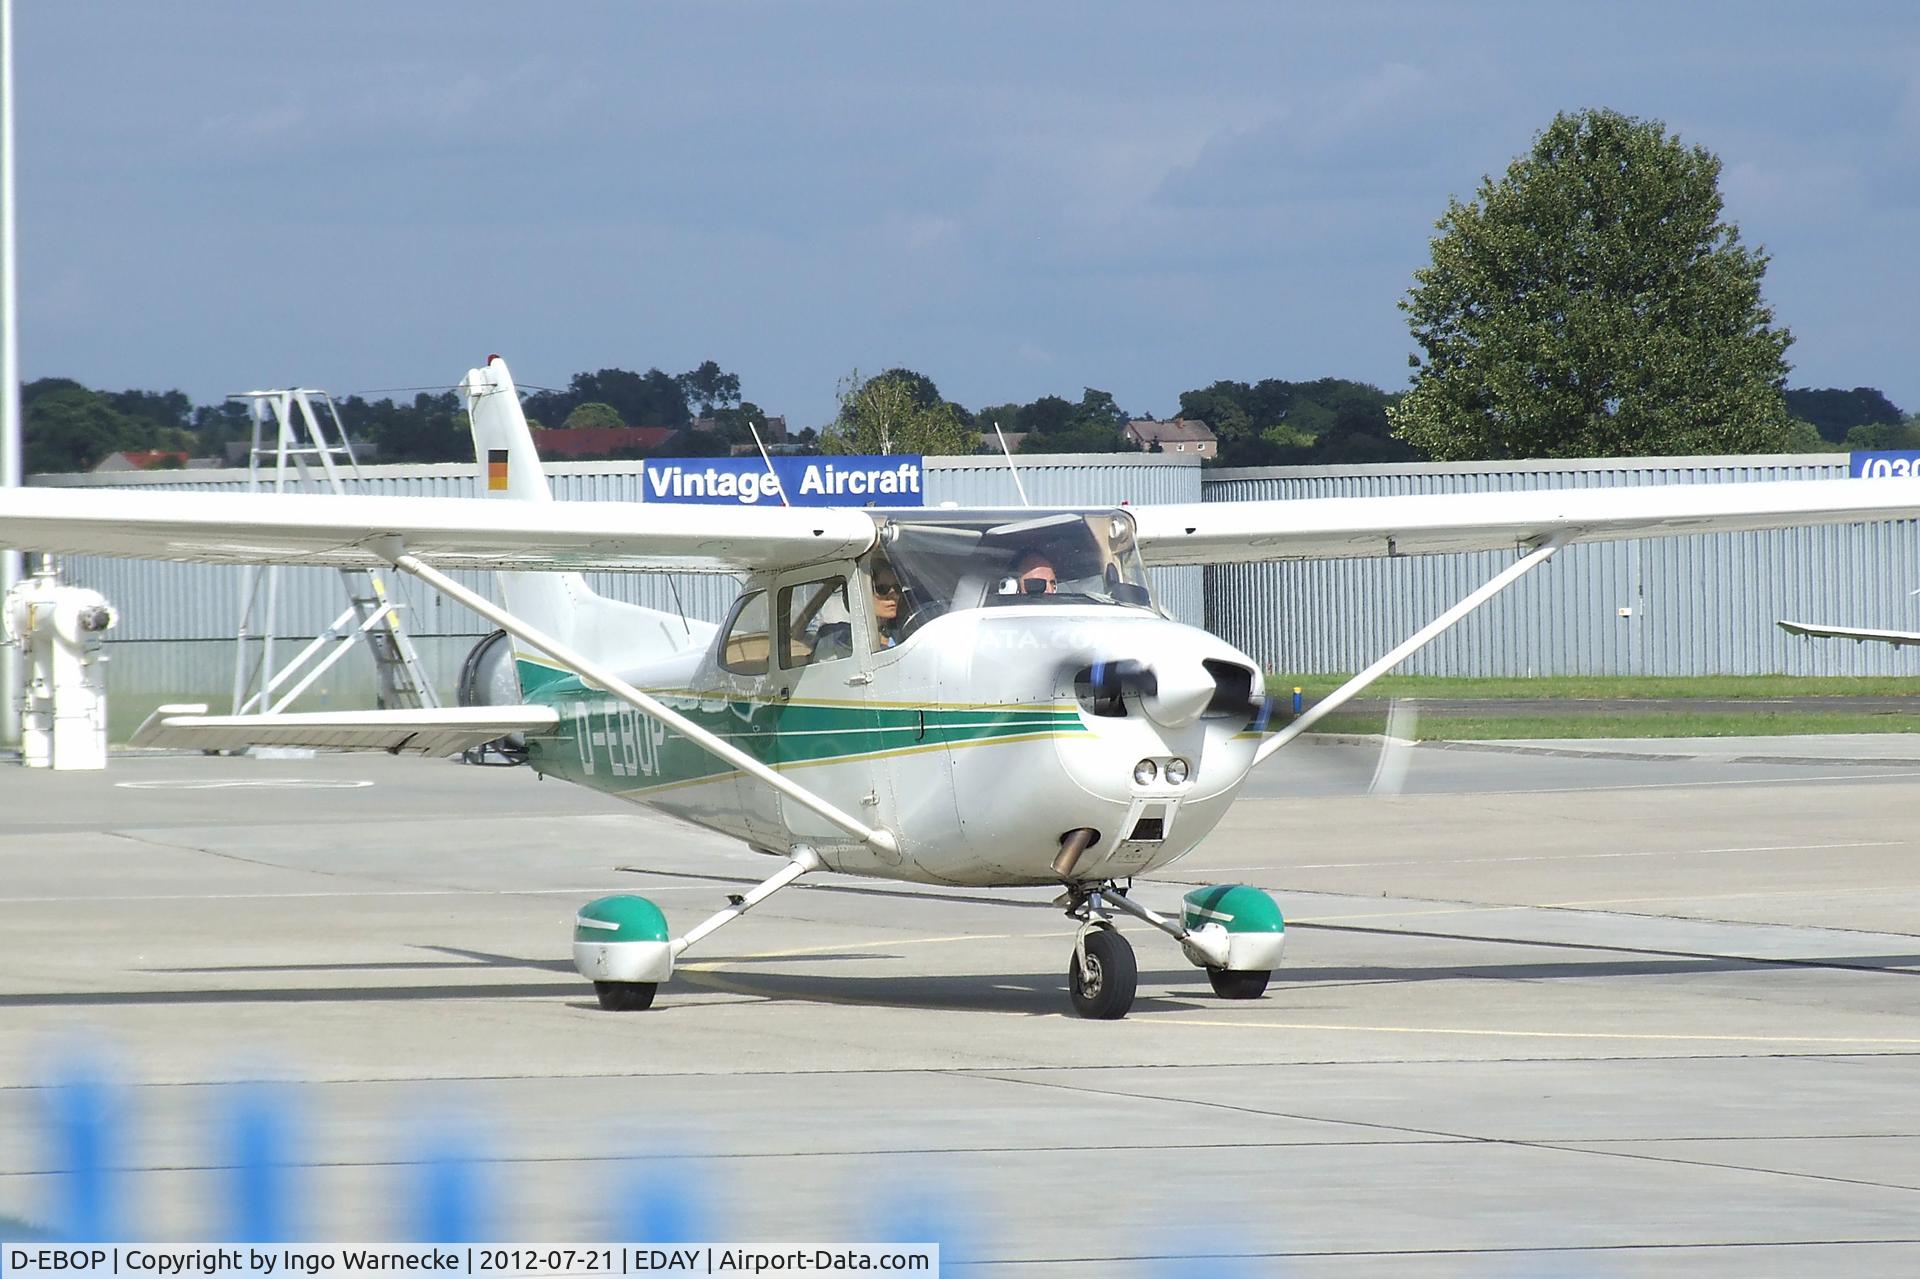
[487,449,510,492]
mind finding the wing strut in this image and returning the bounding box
[1253,536,1566,766]
[387,550,900,858]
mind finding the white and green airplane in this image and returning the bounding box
[6,356,1920,1018]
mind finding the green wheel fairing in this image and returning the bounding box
[573,894,673,988]
[1181,884,1285,935]
[574,895,670,944]
[1182,884,1286,979]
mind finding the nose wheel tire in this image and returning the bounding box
[1068,924,1137,1020]
[1206,968,1270,1000]
[593,980,658,1011]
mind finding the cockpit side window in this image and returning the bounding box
[779,576,853,668]
[719,590,772,676]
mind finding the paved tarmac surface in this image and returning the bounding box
[3,739,1919,1273]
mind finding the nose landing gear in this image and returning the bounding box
[1059,880,1286,1019]
[1067,919,1137,1019]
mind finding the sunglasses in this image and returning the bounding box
[873,582,900,597]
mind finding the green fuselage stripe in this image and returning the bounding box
[520,668,1084,797]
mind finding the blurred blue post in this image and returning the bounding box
[873,1186,964,1270]
[49,1069,116,1241]
[1291,686,1303,715]
[615,1164,704,1243]
[224,1084,292,1242]
[416,1140,483,1242]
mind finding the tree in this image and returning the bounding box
[23,380,141,473]
[1390,108,1796,460]
[1177,377,1416,466]
[1017,388,1136,453]
[872,366,974,426]
[524,368,691,430]
[676,360,742,415]
[562,401,624,430]
[339,391,468,463]
[819,369,975,456]
[1783,387,1905,444]
[1844,418,1920,451]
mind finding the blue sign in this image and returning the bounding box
[1850,450,1920,478]
[640,455,925,507]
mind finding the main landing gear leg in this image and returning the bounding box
[574,847,823,1011]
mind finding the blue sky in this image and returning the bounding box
[16,2,1920,427]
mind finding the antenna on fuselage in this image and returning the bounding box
[992,419,1031,507]
[748,419,790,507]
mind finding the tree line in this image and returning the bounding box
[22,364,1910,478]
[20,107,1919,475]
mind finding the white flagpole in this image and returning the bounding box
[1,0,23,749]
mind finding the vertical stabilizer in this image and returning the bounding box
[460,356,713,689]
[465,355,555,504]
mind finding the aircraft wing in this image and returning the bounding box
[1778,620,1920,648]
[130,704,561,755]
[1130,477,1920,565]
[0,487,875,573]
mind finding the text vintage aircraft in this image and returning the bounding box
[6,356,1920,1018]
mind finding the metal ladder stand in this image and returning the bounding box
[228,389,441,715]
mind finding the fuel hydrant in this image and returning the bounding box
[3,564,118,769]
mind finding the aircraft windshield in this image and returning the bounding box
[875,510,1156,637]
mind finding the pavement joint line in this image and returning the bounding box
[1300,903,1920,943]
[104,828,401,890]
[0,1135,1486,1178]
[1418,769,1920,796]
[24,1132,1909,1176]
[1195,839,1906,872]
[1153,878,1920,951]
[964,1071,1920,1198]
[0,887,722,903]
[1148,1017,1920,1044]
[1411,737,1920,767]
[1542,884,1920,909]
[3,1049,1914,1092]
[1484,1138,1920,1197]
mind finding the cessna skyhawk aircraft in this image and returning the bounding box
[6,356,1920,1018]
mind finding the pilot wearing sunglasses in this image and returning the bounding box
[872,566,903,647]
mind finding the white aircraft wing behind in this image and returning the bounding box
[130,704,561,755]
[1131,477,1920,565]
[0,487,875,573]
[1778,620,1920,648]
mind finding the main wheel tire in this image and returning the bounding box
[1067,925,1137,1020]
[1207,967,1270,1000]
[594,980,658,1011]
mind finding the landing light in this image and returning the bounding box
[1133,759,1158,786]
[1165,757,1190,785]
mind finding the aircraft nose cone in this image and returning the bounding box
[1141,660,1214,728]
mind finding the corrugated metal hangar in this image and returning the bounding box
[29,451,1920,721]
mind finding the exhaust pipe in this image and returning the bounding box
[1053,827,1100,879]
